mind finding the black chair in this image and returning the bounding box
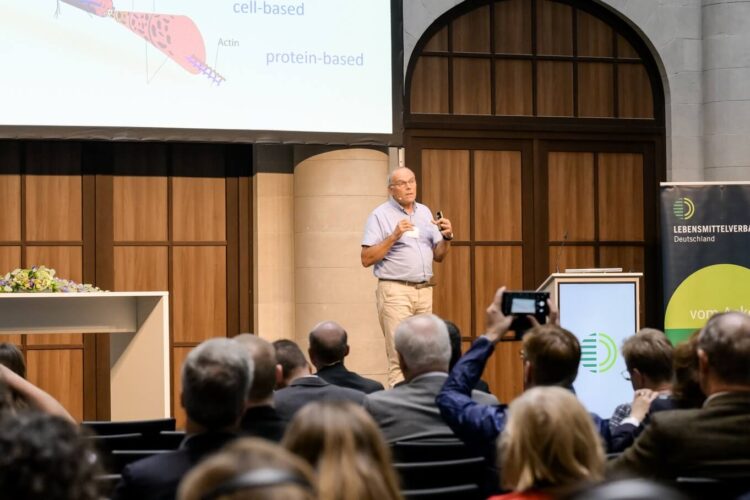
[392,438,477,463]
[109,450,172,474]
[402,484,481,500]
[151,430,186,450]
[95,474,122,498]
[87,433,146,452]
[394,456,486,491]
[675,476,750,500]
[82,418,176,437]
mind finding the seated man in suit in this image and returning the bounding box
[114,338,252,500]
[309,321,384,394]
[436,287,612,458]
[234,333,288,443]
[610,311,750,479]
[272,339,365,421]
[364,314,498,443]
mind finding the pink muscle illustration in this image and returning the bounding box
[55,2,225,84]
[59,0,113,17]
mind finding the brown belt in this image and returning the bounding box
[379,279,435,289]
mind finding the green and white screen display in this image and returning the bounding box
[559,282,637,418]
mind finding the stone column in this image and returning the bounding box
[293,148,389,385]
[703,0,750,180]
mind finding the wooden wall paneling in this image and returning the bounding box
[410,57,449,114]
[494,0,532,54]
[600,245,646,326]
[618,64,654,119]
[536,62,574,117]
[547,152,595,240]
[172,246,227,343]
[548,246,596,273]
[452,5,490,53]
[27,349,84,421]
[578,63,614,118]
[113,246,169,291]
[24,246,84,346]
[474,246,523,335]
[0,334,22,345]
[474,150,523,241]
[495,60,533,116]
[485,341,524,404]
[536,0,573,56]
[577,10,613,57]
[0,174,21,241]
[239,176,252,333]
[598,153,644,241]
[172,176,226,242]
[171,346,192,430]
[432,246,471,339]
[113,176,168,241]
[0,246,21,277]
[617,35,639,59]
[25,175,82,241]
[452,58,492,115]
[420,149,470,241]
[424,26,448,52]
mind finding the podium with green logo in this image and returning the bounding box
[538,271,641,418]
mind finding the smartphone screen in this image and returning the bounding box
[510,297,536,314]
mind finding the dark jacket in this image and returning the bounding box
[239,405,287,443]
[273,375,366,421]
[609,392,750,479]
[316,362,384,394]
[113,431,236,500]
[436,337,612,458]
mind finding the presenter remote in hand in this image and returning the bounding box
[361,167,453,387]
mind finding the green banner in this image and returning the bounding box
[661,183,750,344]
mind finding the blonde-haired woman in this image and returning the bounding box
[283,400,402,500]
[492,386,605,500]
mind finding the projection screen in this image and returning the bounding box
[0,0,401,143]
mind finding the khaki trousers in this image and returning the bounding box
[375,280,433,387]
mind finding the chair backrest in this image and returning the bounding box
[95,474,122,498]
[675,476,750,500]
[402,484,482,500]
[82,418,176,436]
[153,430,186,450]
[394,456,486,491]
[86,433,146,452]
[391,438,477,463]
[109,450,172,474]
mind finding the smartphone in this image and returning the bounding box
[436,210,443,220]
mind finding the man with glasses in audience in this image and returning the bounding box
[361,167,454,387]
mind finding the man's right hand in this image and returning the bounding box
[391,219,414,240]
[482,287,513,344]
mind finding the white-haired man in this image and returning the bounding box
[364,314,497,442]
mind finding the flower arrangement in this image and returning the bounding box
[0,266,102,293]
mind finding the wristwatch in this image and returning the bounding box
[443,232,454,241]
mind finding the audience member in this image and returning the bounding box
[610,311,750,479]
[309,321,384,394]
[0,362,74,421]
[670,330,706,409]
[0,412,103,500]
[490,387,605,500]
[365,314,497,442]
[114,338,252,500]
[610,328,673,431]
[436,287,611,458]
[283,400,402,500]
[234,333,288,442]
[178,437,316,500]
[446,320,491,393]
[272,339,364,421]
[0,342,26,377]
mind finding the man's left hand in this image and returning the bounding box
[432,216,453,240]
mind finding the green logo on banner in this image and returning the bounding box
[672,197,696,220]
[664,263,750,344]
[581,332,617,374]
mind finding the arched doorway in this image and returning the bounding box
[404,0,666,401]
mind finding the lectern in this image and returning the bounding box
[0,292,170,421]
[538,272,641,418]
